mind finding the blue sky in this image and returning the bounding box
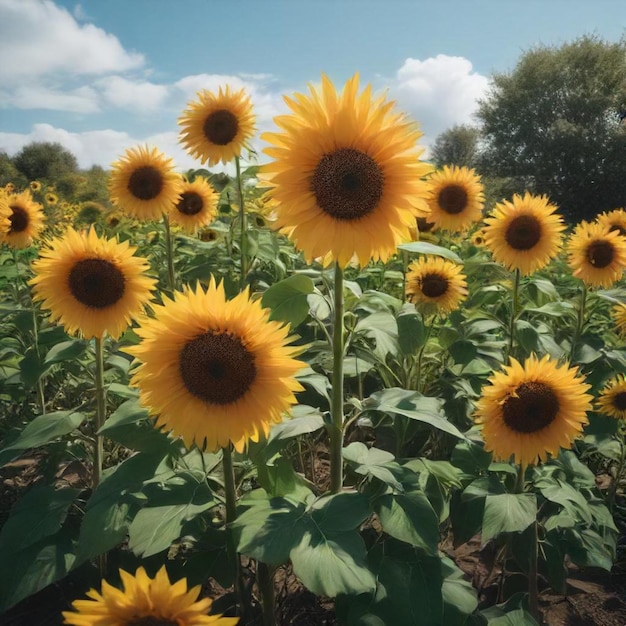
[0,0,624,170]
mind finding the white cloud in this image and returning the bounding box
[1,84,99,113]
[95,76,169,113]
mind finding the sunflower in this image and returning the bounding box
[597,375,626,419]
[426,165,484,232]
[126,278,305,452]
[483,193,565,276]
[105,211,123,228]
[4,183,15,193]
[62,565,238,626]
[30,180,42,192]
[566,221,626,288]
[416,216,437,234]
[597,208,626,237]
[613,303,626,337]
[0,190,45,248]
[261,74,432,267]
[405,256,468,313]
[475,353,592,465]
[199,227,220,242]
[179,86,256,166]
[109,145,182,221]
[46,192,58,205]
[471,228,487,247]
[30,227,156,339]
[170,176,219,233]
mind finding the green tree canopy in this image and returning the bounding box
[12,142,78,183]
[477,35,626,223]
[430,125,480,169]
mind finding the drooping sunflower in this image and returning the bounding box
[0,190,45,248]
[426,165,485,232]
[261,74,433,267]
[566,221,626,288]
[179,86,256,166]
[30,227,156,339]
[475,353,592,465]
[46,192,58,205]
[597,375,626,419]
[597,208,626,237]
[29,180,42,192]
[109,145,182,221]
[62,565,238,626]
[612,303,626,337]
[126,279,305,452]
[483,193,565,276]
[405,256,468,313]
[170,176,219,233]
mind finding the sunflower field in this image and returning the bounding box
[2,75,626,626]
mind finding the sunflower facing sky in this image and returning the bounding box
[0,189,45,249]
[62,565,238,626]
[126,278,305,452]
[170,176,219,233]
[406,256,468,313]
[260,73,433,267]
[566,221,626,288]
[179,86,256,166]
[30,227,156,339]
[597,375,626,420]
[425,165,484,232]
[483,193,565,276]
[597,208,626,237]
[475,354,592,465]
[109,145,182,221]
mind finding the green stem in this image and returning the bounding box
[235,157,248,289]
[607,434,626,514]
[93,336,106,491]
[515,461,526,494]
[528,521,540,620]
[571,283,587,359]
[222,445,243,614]
[329,263,345,494]
[163,214,176,292]
[257,562,276,626]
[415,315,434,393]
[401,249,410,302]
[507,269,521,360]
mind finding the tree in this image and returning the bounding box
[430,125,480,169]
[13,142,78,183]
[477,35,626,223]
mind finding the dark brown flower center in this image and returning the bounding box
[177,191,204,216]
[179,331,256,405]
[437,185,468,215]
[108,216,120,227]
[68,258,126,309]
[502,381,559,433]
[127,166,164,201]
[586,240,614,268]
[421,273,449,298]
[311,148,384,221]
[613,391,626,411]
[416,217,435,232]
[127,617,177,626]
[200,230,218,242]
[8,205,28,233]
[504,215,542,251]
[609,224,626,237]
[203,109,239,145]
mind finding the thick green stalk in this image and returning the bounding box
[235,156,248,288]
[570,283,587,359]
[329,264,345,494]
[93,336,106,491]
[222,445,243,614]
[163,214,176,292]
[507,269,521,360]
[257,562,276,626]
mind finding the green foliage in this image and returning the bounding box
[12,141,78,183]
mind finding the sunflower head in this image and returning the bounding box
[179,86,256,166]
[597,375,626,419]
[475,354,592,465]
[62,565,238,626]
[426,165,484,232]
[170,176,219,234]
[45,192,58,205]
[405,256,468,314]
[126,279,305,452]
[30,180,42,192]
[0,190,45,249]
[109,145,182,221]
[30,227,156,339]
[613,303,626,337]
[566,221,626,288]
[483,192,565,276]
[105,211,123,228]
[261,73,432,267]
[596,208,626,238]
[471,228,487,247]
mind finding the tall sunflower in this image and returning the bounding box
[597,375,626,420]
[126,278,305,452]
[406,256,468,313]
[613,303,626,337]
[597,208,626,237]
[179,86,256,166]
[566,221,626,288]
[0,190,45,249]
[170,176,219,233]
[63,565,238,626]
[426,165,484,232]
[30,227,156,339]
[475,354,592,465]
[483,193,564,276]
[260,73,432,267]
[109,145,182,221]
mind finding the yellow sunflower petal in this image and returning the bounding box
[170,175,219,233]
[0,190,45,249]
[597,374,626,419]
[596,208,626,238]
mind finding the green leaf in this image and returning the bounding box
[343,442,404,491]
[397,309,426,355]
[43,339,88,365]
[0,485,80,554]
[354,312,399,360]
[441,555,479,626]
[261,274,315,327]
[450,438,492,477]
[397,241,463,263]
[482,493,537,542]
[19,347,47,387]
[536,478,592,524]
[261,405,325,460]
[487,608,540,625]
[309,492,371,533]
[260,456,315,502]
[0,411,86,466]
